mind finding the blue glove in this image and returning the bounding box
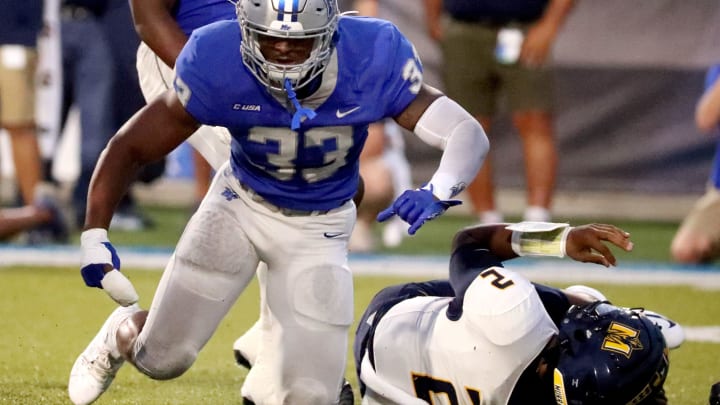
[81,228,139,306]
[377,186,462,235]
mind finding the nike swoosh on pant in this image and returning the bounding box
[323,232,345,238]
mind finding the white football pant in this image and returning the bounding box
[131,163,356,404]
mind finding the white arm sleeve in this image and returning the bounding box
[413,96,489,200]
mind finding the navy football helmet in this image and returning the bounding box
[553,302,669,405]
[237,0,338,92]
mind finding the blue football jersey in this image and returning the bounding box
[174,16,423,211]
[706,64,720,188]
[173,0,236,36]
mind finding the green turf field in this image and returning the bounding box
[1,205,718,404]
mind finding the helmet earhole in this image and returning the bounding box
[573,329,588,342]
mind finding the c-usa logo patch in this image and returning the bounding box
[233,104,261,112]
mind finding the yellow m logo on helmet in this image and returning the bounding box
[601,321,643,358]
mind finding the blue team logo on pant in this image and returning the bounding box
[222,187,240,201]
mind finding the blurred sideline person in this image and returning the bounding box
[67,0,488,404]
[0,1,68,244]
[355,221,677,404]
[671,63,720,264]
[58,0,116,228]
[101,0,159,231]
[425,0,575,224]
[0,1,45,207]
[0,195,67,243]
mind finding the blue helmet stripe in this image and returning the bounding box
[291,0,299,21]
[277,0,285,20]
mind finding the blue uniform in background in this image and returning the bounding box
[176,17,421,210]
[174,0,236,34]
[0,1,43,46]
[60,0,115,227]
[705,64,720,189]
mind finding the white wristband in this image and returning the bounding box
[509,222,572,258]
[81,228,109,245]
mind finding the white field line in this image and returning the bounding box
[683,327,720,344]
[2,246,720,288]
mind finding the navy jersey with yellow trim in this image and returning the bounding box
[174,16,423,211]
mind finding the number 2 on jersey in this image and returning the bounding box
[413,373,481,405]
[480,268,515,290]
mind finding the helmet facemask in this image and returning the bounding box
[237,0,338,93]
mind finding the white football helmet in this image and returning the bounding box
[237,0,339,92]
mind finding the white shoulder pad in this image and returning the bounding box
[462,267,555,346]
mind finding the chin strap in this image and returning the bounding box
[284,78,317,130]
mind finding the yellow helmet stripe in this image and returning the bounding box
[554,368,569,405]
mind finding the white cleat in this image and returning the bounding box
[643,310,685,350]
[68,305,138,405]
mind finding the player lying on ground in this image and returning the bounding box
[354,222,678,404]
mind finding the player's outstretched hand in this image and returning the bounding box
[80,228,139,306]
[377,186,461,235]
[565,224,633,267]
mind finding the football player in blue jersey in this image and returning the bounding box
[67,0,489,404]
[132,2,361,401]
[355,221,677,404]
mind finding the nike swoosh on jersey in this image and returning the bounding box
[323,232,345,238]
[335,106,360,118]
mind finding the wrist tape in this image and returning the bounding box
[508,222,572,258]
